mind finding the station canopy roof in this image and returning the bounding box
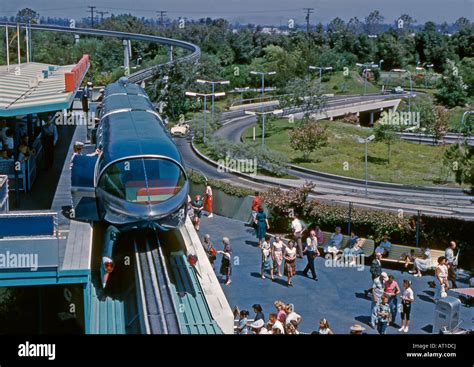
[0,61,88,118]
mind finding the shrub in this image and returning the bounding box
[187,169,254,197]
[288,122,328,161]
[343,113,360,125]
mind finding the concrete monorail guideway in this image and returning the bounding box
[0,21,201,84]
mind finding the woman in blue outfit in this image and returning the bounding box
[260,235,274,280]
[256,206,270,247]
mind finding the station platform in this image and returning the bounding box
[0,123,94,333]
[198,214,473,334]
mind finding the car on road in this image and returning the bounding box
[170,121,190,137]
[391,86,405,94]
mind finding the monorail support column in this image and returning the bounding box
[74,34,80,44]
[123,39,130,76]
[168,45,173,62]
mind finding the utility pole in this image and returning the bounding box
[88,6,96,27]
[97,11,109,23]
[303,8,314,33]
[156,11,167,26]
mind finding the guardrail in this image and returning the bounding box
[0,211,58,237]
[65,54,90,92]
[0,22,201,84]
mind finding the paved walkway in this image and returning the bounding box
[199,214,473,334]
[9,125,75,211]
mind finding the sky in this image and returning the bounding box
[0,0,473,25]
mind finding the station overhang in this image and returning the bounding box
[0,55,90,118]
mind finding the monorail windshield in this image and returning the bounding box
[98,158,186,204]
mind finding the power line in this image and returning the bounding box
[156,11,167,26]
[97,11,109,23]
[303,7,314,33]
[87,6,96,27]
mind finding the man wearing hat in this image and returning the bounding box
[250,319,269,335]
[371,272,388,328]
[349,324,365,334]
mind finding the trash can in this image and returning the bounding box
[432,296,461,334]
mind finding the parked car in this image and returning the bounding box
[391,86,405,94]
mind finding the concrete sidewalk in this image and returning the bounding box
[199,214,473,334]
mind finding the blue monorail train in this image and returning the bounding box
[70,78,188,287]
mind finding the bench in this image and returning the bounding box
[377,243,445,270]
[319,231,375,257]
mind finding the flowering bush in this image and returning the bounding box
[288,122,328,161]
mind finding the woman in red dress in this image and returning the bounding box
[204,181,213,218]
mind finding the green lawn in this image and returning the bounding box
[243,118,460,186]
[320,71,379,95]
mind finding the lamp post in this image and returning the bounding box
[185,91,226,144]
[425,64,434,89]
[356,62,378,95]
[196,79,230,118]
[233,86,250,102]
[356,134,376,196]
[245,109,284,146]
[309,65,333,92]
[250,71,276,146]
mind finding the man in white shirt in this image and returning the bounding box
[41,118,58,170]
[291,216,304,258]
[303,230,319,280]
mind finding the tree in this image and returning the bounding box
[288,122,328,161]
[435,60,468,107]
[374,123,399,164]
[148,60,197,121]
[396,14,416,33]
[281,76,327,123]
[454,17,472,31]
[431,106,449,143]
[348,17,363,34]
[443,142,473,192]
[16,8,39,23]
[459,58,474,97]
[415,22,455,70]
[365,10,384,35]
[415,99,449,143]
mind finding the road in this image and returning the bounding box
[177,95,474,219]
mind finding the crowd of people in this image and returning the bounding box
[235,302,305,335]
[234,302,376,335]
[192,188,461,335]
